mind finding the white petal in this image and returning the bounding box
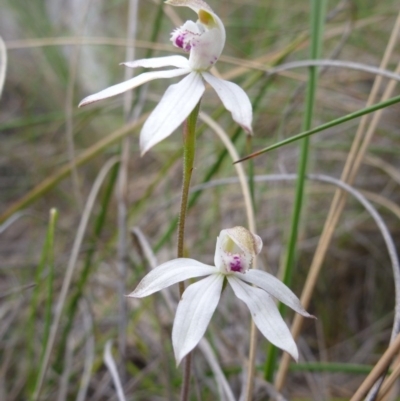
[128,259,217,298]
[214,234,223,270]
[78,68,190,107]
[140,71,205,155]
[235,270,313,318]
[227,276,299,361]
[202,72,253,134]
[121,55,190,69]
[172,274,223,365]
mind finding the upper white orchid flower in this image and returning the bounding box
[78,0,253,155]
[128,227,313,365]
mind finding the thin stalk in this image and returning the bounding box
[264,0,326,382]
[177,100,201,401]
[40,209,58,371]
[27,208,58,397]
[64,0,93,211]
[245,133,257,401]
[177,101,201,261]
[116,0,139,372]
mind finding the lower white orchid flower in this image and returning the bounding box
[128,227,313,365]
[78,0,253,155]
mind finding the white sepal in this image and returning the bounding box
[121,55,190,70]
[78,68,190,107]
[140,71,205,155]
[202,72,253,134]
[235,270,313,318]
[172,274,223,365]
[227,276,299,361]
[128,258,217,298]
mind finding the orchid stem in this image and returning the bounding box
[177,100,201,401]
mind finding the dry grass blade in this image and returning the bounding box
[377,355,400,400]
[116,0,139,370]
[0,283,36,300]
[0,35,6,99]
[267,59,400,82]
[104,340,127,401]
[76,300,95,401]
[5,36,173,52]
[199,112,255,234]
[198,340,236,401]
[64,1,94,211]
[349,334,400,401]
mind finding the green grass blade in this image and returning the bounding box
[236,93,400,163]
[264,0,327,381]
[27,208,58,398]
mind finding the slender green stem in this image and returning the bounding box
[177,100,201,401]
[264,0,326,382]
[177,101,201,265]
[28,208,58,399]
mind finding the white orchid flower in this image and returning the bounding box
[78,0,253,155]
[128,227,313,365]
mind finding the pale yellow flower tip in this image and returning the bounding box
[165,0,213,13]
[165,0,217,28]
[225,226,263,257]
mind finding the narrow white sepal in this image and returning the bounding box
[128,259,217,298]
[234,270,313,318]
[78,68,190,107]
[227,276,299,361]
[172,274,223,366]
[121,55,190,70]
[140,71,205,155]
[202,72,253,134]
